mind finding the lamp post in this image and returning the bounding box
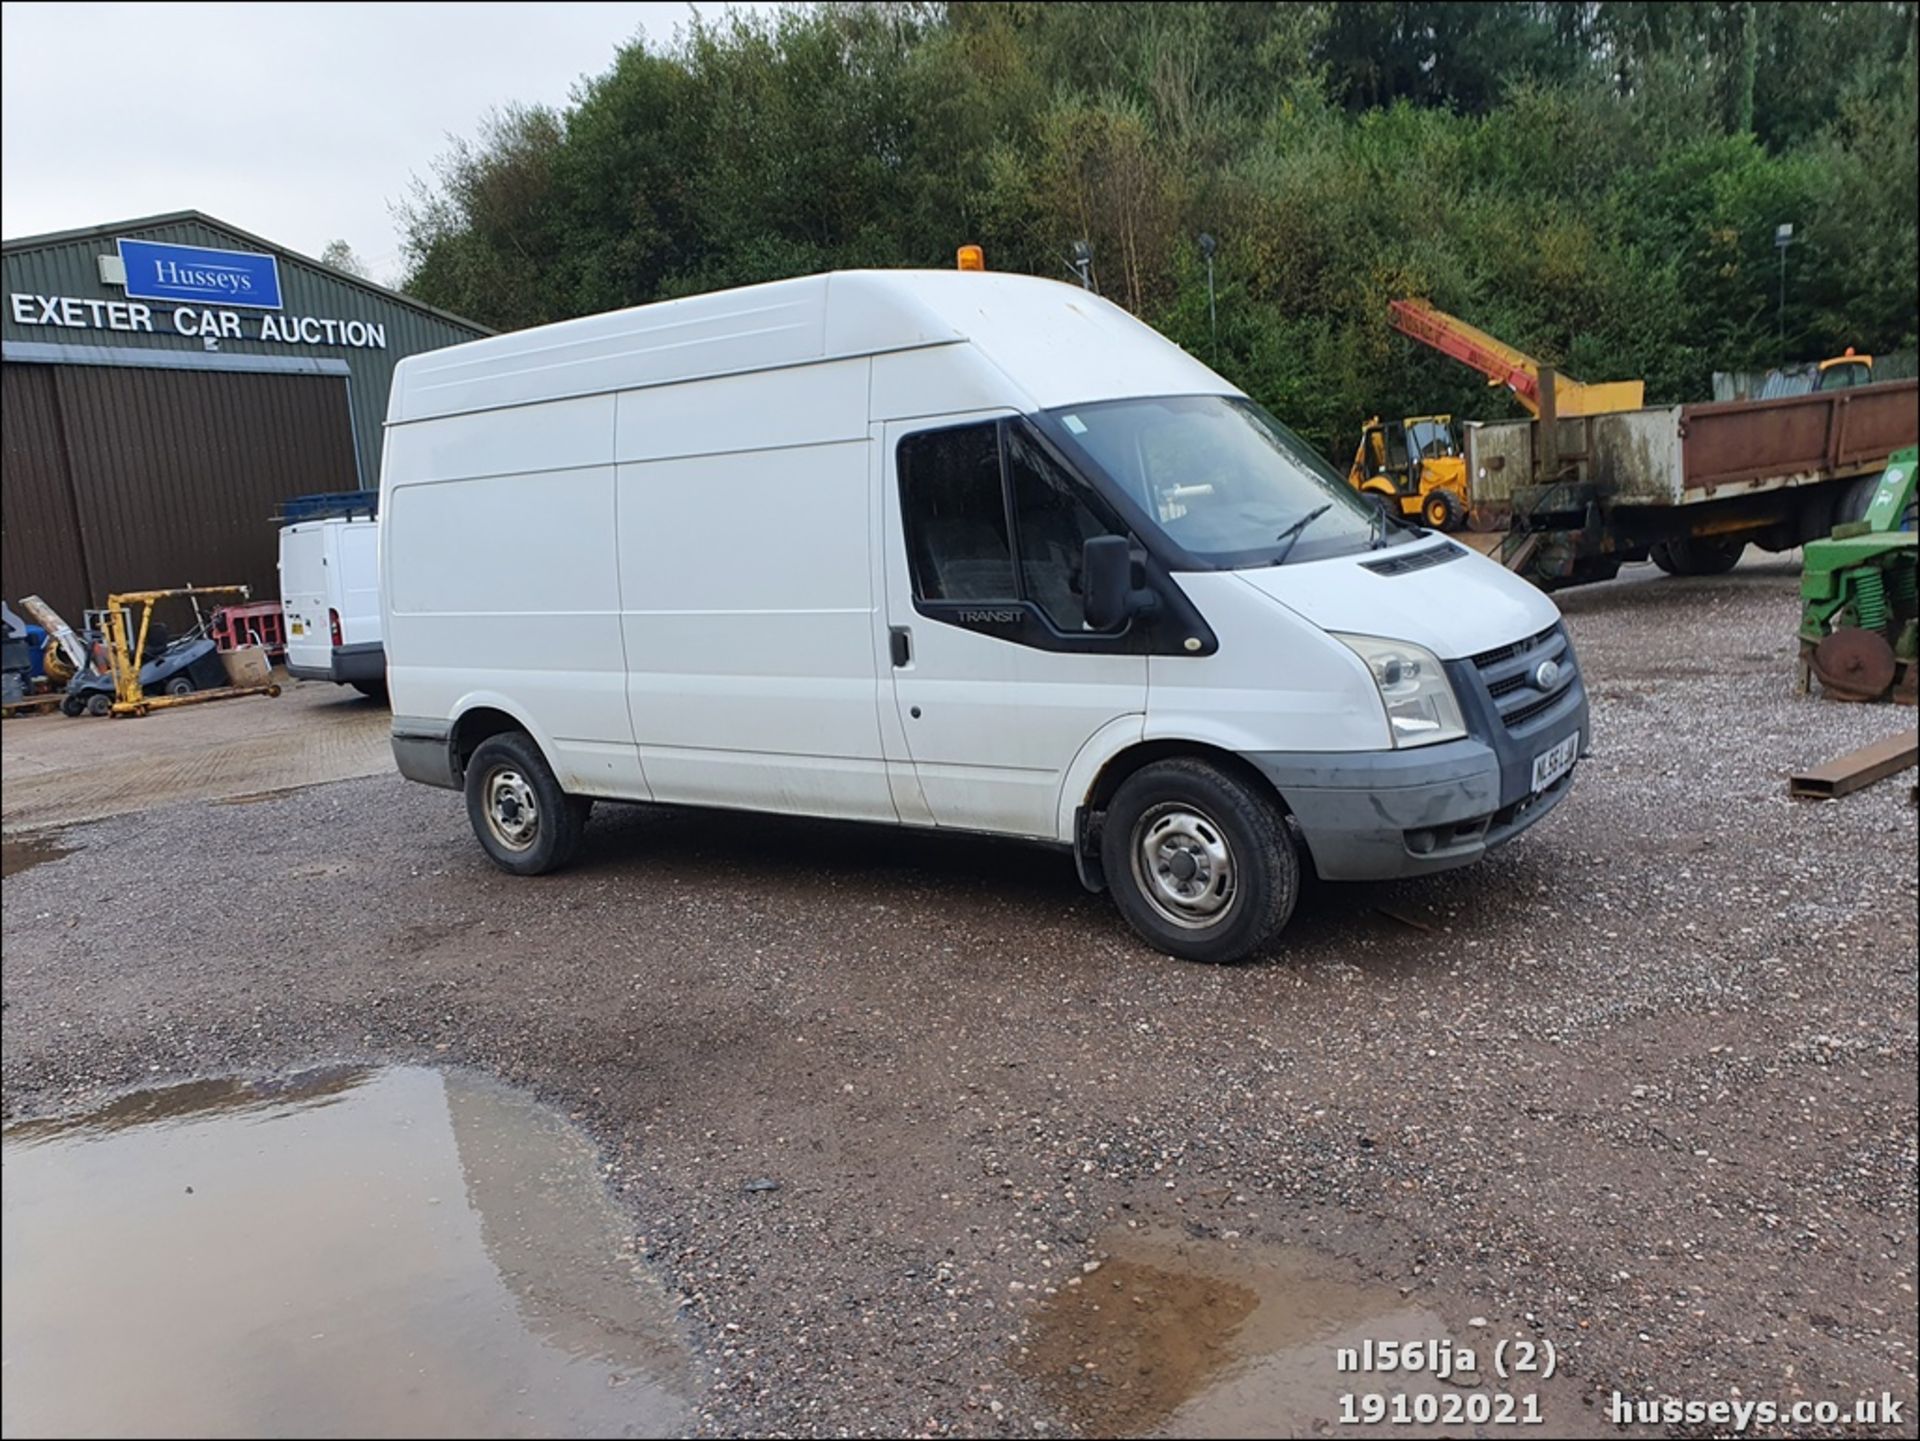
[1069,240,1093,291]
[1774,222,1796,346]
[1198,232,1218,363]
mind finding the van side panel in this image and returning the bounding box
[383,394,647,798]
[390,278,835,423]
[614,360,895,821]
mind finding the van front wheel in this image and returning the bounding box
[1101,759,1298,963]
[464,732,591,875]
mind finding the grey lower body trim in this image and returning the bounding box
[391,716,458,789]
[1249,720,1586,882]
[288,643,385,685]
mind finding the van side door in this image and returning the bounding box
[879,414,1147,840]
[617,361,898,823]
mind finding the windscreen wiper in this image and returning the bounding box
[1272,504,1332,565]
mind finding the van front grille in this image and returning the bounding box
[1470,624,1557,671]
[1469,624,1577,732]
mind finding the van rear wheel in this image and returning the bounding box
[1101,759,1298,963]
[464,731,591,875]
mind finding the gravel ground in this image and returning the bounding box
[4,556,1915,1438]
[1,677,389,830]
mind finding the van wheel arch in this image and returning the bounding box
[1076,741,1307,892]
[450,706,536,787]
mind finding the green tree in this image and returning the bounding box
[395,1,1918,462]
[318,239,370,278]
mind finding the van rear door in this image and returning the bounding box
[278,522,331,673]
[880,415,1147,840]
[334,521,381,648]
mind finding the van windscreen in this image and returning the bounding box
[1042,396,1384,568]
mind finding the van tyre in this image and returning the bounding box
[464,732,592,876]
[351,680,388,703]
[1101,758,1298,963]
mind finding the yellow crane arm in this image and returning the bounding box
[1388,299,1643,417]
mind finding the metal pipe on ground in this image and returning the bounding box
[1788,730,1919,799]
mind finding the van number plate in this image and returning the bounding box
[289,622,304,636]
[1531,732,1578,792]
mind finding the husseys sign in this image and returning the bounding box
[119,239,283,308]
[6,236,387,350]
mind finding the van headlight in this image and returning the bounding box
[1332,633,1466,747]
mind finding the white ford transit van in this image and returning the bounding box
[280,515,386,698]
[381,271,1587,962]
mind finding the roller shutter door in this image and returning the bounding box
[0,361,358,621]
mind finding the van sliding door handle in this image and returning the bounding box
[889,626,911,668]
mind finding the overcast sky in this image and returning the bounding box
[1,2,780,286]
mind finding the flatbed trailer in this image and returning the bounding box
[1462,378,1919,588]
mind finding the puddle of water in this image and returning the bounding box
[1021,1227,1579,1439]
[2,1065,689,1439]
[0,833,72,878]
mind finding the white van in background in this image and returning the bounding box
[279,516,386,699]
[380,270,1588,962]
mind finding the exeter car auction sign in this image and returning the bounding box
[5,234,388,351]
[7,291,389,349]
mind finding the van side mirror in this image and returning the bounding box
[1083,535,1157,631]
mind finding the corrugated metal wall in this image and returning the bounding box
[1,363,357,620]
[4,214,486,485]
[1,365,91,619]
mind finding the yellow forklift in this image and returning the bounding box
[61,586,279,718]
[1347,413,1471,530]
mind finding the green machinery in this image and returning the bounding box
[1798,445,1918,703]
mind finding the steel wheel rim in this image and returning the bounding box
[1131,802,1237,929]
[484,766,540,851]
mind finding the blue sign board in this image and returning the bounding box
[118,239,283,310]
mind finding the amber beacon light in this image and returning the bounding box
[956,244,985,271]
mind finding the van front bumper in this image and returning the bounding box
[1249,671,1588,882]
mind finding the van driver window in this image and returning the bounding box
[898,423,1015,602]
[1006,424,1112,631]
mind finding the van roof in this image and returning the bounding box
[385,270,1236,424]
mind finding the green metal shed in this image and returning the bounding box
[3,210,488,620]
